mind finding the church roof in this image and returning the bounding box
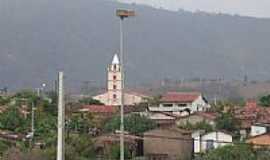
[112,54,120,64]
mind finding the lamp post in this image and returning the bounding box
[57,72,65,160]
[116,9,135,160]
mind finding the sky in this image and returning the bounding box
[119,0,270,18]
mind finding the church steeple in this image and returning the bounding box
[109,54,121,72]
[107,54,122,105]
[112,54,120,65]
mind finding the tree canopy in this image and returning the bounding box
[0,96,10,106]
[78,98,104,105]
[259,94,270,107]
[178,120,213,132]
[104,114,157,134]
[0,106,28,133]
[215,113,239,132]
[202,145,256,160]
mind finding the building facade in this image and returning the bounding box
[144,128,193,160]
[149,92,210,115]
[192,131,232,153]
[176,112,217,127]
[250,123,270,137]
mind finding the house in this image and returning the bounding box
[93,54,147,106]
[143,111,178,127]
[149,92,210,115]
[234,100,270,133]
[78,105,118,131]
[246,133,270,148]
[94,133,142,159]
[176,112,218,127]
[143,128,193,160]
[192,130,233,153]
[250,123,270,137]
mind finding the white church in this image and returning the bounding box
[93,54,147,106]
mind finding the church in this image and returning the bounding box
[93,54,147,106]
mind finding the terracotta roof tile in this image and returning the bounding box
[80,105,117,113]
[161,92,201,103]
[234,101,270,128]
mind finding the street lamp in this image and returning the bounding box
[116,9,135,160]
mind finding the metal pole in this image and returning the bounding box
[57,72,65,160]
[31,102,35,136]
[119,17,125,160]
[30,102,35,149]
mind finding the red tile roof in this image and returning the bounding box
[234,101,270,128]
[161,92,201,103]
[80,105,117,113]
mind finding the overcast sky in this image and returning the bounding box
[119,0,270,18]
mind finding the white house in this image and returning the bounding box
[149,92,210,115]
[192,131,233,153]
[93,54,147,106]
[250,123,270,137]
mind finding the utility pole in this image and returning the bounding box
[57,72,65,160]
[31,102,35,137]
[116,9,135,160]
[29,102,35,149]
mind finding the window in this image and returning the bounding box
[113,85,117,90]
[113,94,117,99]
[162,104,173,107]
[206,140,214,150]
[113,75,117,80]
[178,103,187,107]
[113,64,117,71]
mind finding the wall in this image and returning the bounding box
[251,125,267,137]
[93,92,144,106]
[144,128,193,160]
[193,131,232,153]
[157,95,210,113]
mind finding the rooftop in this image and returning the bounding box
[79,105,117,113]
[160,92,201,103]
[112,54,120,65]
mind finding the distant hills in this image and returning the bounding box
[0,0,270,90]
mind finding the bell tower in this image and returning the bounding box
[107,54,122,106]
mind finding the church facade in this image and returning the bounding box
[93,54,146,106]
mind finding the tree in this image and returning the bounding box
[259,95,270,107]
[178,120,213,132]
[216,113,239,132]
[78,98,104,105]
[194,121,213,132]
[0,106,28,132]
[35,114,57,145]
[14,90,39,106]
[255,148,270,160]
[110,144,132,160]
[0,96,10,105]
[146,95,161,106]
[67,113,94,134]
[0,140,11,158]
[202,145,256,160]
[2,147,24,160]
[65,134,95,160]
[104,114,157,134]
